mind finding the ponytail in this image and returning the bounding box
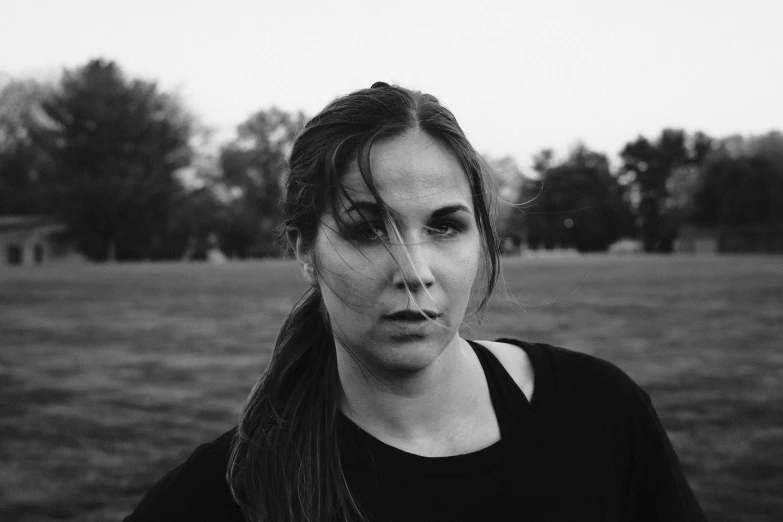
[227,288,363,521]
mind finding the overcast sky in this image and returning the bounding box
[2,0,781,169]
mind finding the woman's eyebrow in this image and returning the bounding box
[342,201,473,218]
[431,204,473,218]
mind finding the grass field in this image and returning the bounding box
[1,255,781,521]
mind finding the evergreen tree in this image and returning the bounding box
[525,145,633,252]
[37,59,192,261]
[620,130,712,252]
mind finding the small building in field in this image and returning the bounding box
[0,215,81,266]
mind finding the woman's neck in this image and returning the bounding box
[336,336,499,457]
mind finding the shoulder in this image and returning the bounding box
[491,338,652,412]
[472,339,535,402]
[124,428,241,522]
[488,342,707,518]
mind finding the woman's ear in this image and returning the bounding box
[287,227,318,287]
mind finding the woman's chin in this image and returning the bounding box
[368,336,457,375]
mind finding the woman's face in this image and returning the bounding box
[304,129,481,374]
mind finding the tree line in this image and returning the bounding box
[1,59,781,261]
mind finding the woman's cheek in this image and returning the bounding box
[445,237,480,280]
[326,249,385,301]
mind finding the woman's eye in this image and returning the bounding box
[357,222,388,240]
[428,221,461,237]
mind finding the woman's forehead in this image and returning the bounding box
[338,130,474,212]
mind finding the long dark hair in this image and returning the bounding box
[227,83,501,521]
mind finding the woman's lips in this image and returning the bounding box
[383,310,440,321]
[382,310,441,337]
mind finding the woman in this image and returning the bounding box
[125,83,706,521]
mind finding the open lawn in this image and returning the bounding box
[1,255,781,521]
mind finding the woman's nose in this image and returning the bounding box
[391,242,435,291]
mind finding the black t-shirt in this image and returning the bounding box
[124,339,706,521]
